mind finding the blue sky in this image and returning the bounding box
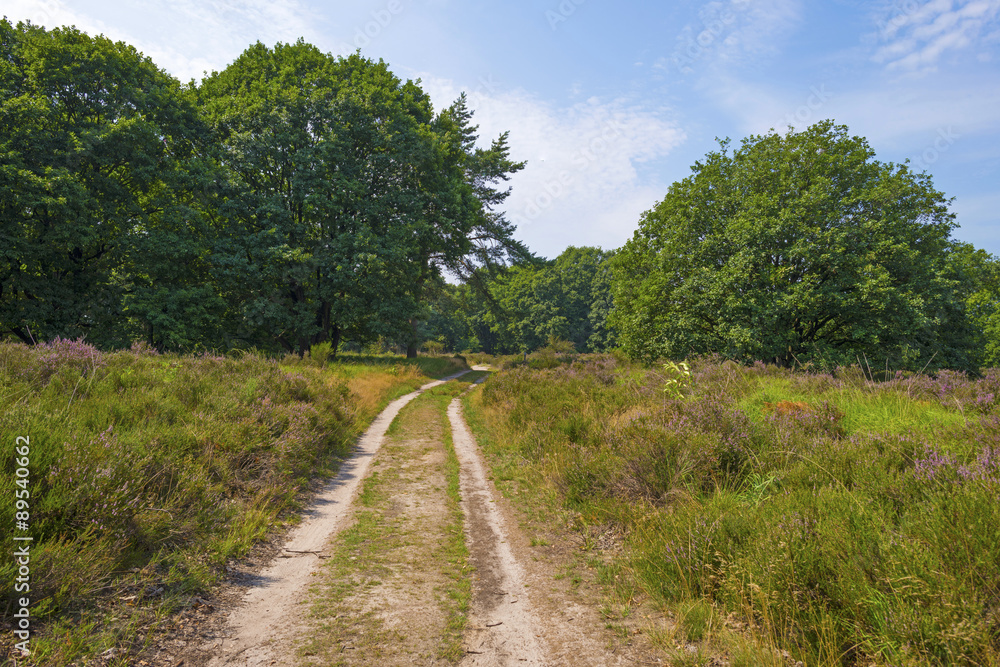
[7,0,999,258]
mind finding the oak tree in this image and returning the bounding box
[610,121,975,370]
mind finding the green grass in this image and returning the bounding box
[298,380,475,664]
[0,340,462,665]
[423,382,475,660]
[741,376,969,436]
[464,354,1000,666]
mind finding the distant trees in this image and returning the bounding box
[610,121,977,370]
[428,246,615,355]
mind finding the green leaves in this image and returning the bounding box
[610,121,974,371]
[194,44,527,357]
[460,246,615,355]
[0,19,213,348]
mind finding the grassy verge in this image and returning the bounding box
[463,354,1000,666]
[430,380,481,659]
[299,380,476,664]
[0,340,465,665]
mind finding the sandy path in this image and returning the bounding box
[449,379,648,667]
[200,371,470,666]
[449,390,549,666]
[163,366,652,667]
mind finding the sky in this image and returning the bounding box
[5,0,1000,259]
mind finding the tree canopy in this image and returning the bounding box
[0,19,217,348]
[1,23,526,356]
[609,121,976,371]
[4,22,996,371]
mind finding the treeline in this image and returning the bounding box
[3,20,999,370]
[418,245,616,355]
[425,123,1000,371]
[1,19,525,356]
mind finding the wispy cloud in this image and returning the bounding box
[419,77,687,257]
[872,0,1000,72]
[657,0,803,76]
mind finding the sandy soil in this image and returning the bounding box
[149,366,662,666]
[296,379,469,665]
[449,392,548,665]
[450,385,653,667]
[172,372,468,666]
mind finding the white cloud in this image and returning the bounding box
[872,0,1000,72]
[657,0,803,76]
[4,0,321,82]
[418,77,687,257]
[3,0,108,36]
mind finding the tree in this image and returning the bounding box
[400,93,527,357]
[0,19,218,348]
[196,46,526,358]
[195,43,437,355]
[610,121,976,370]
[412,281,479,353]
[949,242,1000,368]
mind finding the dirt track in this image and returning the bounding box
[160,367,644,666]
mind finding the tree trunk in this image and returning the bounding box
[406,318,418,358]
[11,327,33,345]
[330,325,341,360]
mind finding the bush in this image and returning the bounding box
[471,355,1000,665]
[310,341,334,365]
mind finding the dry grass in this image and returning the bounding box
[0,343,452,666]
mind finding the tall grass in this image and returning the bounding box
[467,355,1000,666]
[0,340,465,665]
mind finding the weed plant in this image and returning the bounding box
[0,339,460,664]
[469,354,1000,665]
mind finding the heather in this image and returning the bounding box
[467,355,1000,665]
[0,340,464,664]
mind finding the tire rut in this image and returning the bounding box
[169,367,641,666]
[449,393,548,665]
[186,372,469,666]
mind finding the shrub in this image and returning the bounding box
[471,355,1000,665]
